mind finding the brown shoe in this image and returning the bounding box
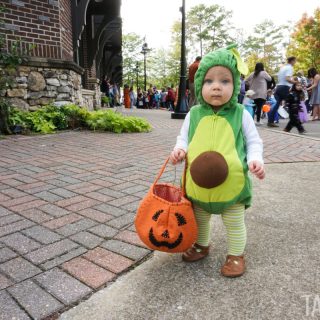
[267,123,279,128]
[221,255,245,277]
[182,243,210,262]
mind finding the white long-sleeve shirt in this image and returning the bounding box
[174,109,264,164]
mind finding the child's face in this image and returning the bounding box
[202,66,234,108]
[296,83,302,91]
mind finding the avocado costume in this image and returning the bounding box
[185,45,252,214]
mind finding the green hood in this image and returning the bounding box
[194,45,241,110]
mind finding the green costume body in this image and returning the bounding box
[185,45,252,215]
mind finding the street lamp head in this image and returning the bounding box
[141,42,151,54]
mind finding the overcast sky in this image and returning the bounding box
[121,0,319,50]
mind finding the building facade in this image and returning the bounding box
[0,0,122,110]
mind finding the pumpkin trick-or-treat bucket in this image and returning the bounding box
[135,157,197,253]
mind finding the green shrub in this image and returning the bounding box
[60,104,89,128]
[101,96,110,105]
[7,104,151,134]
[85,109,151,133]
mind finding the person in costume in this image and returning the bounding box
[283,81,306,134]
[169,44,265,277]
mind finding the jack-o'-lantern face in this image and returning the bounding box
[148,210,187,249]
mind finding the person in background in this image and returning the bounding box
[160,88,167,109]
[129,86,135,109]
[154,90,161,109]
[136,87,144,109]
[238,74,246,104]
[266,89,279,123]
[283,81,306,134]
[188,56,202,107]
[245,62,271,126]
[166,86,175,111]
[307,67,320,121]
[242,89,255,118]
[268,56,298,127]
[123,84,131,108]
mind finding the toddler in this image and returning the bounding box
[243,89,255,118]
[170,45,265,277]
[283,81,306,134]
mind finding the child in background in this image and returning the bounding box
[266,89,279,123]
[242,90,255,118]
[283,81,306,134]
[170,45,264,277]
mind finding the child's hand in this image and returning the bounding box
[170,148,186,165]
[248,161,265,180]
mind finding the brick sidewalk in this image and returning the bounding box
[0,109,319,319]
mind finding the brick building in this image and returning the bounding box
[0,0,122,110]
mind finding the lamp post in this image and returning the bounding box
[141,42,151,91]
[171,0,188,119]
[135,61,139,89]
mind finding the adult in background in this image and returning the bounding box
[245,62,271,125]
[123,84,131,108]
[129,86,135,109]
[238,74,246,104]
[307,68,320,121]
[188,56,201,107]
[268,56,298,127]
[166,86,175,111]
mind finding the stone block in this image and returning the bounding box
[0,247,18,262]
[56,218,97,237]
[84,247,134,273]
[43,70,56,78]
[101,239,150,260]
[63,257,115,289]
[24,239,79,264]
[37,97,53,105]
[94,203,129,217]
[0,257,41,281]
[17,83,28,89]
[58,86,72,93]
[7,88,27,98]
[28,71,46,91]
[8,280,63,319]
[35,268,92,305]
[41,246,87,270]
[106,212,135,229]
[16,76,27,83]
[39,203,71,217]
[57,93,71,100]
[0,232,41,254]
[22,225,62,244]
[0,273,13,289]
[0,291,30,320]
[70,231,104,249]
[89,224,118,238]
[46,78,60,86]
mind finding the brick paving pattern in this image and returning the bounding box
[0,109,319,319]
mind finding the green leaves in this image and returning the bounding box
[7,104,151,135]
[85,109,151,133]
[287,8,320,70]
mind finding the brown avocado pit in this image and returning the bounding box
[190,151,228,189]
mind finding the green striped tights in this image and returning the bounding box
[194,203,246,256]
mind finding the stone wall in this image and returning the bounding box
[0,58,100,111]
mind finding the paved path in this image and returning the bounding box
[59,163,320,320]
[0,109,319,319]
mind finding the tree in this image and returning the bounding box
[122,33,144,87]
[148,21,181,89]
[241,20,289,74]
[287,8,320,71]
[186,4,233,57]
